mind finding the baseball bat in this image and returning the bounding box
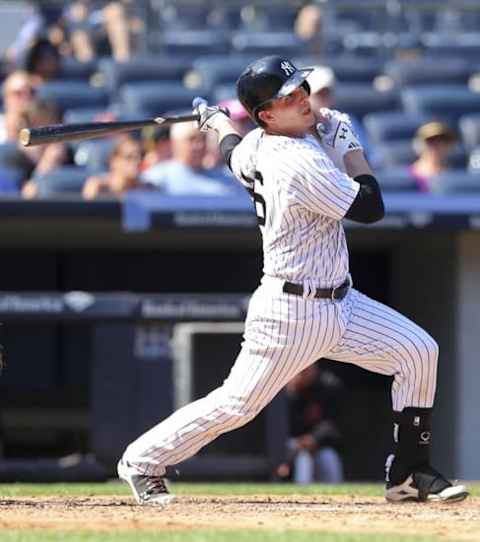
[19,113,200,147]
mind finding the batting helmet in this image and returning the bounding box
[236,56,313,123]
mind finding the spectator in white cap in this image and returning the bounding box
[308,65,379,168]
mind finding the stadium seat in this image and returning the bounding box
[190,55,257,94]
[384,58,471,88]
[429,170,480,193]
[376,140,416,167]
[335,84,399,120]
[156,30,231,58]
[376,140,468,168]
[74,140,115,174]
[34,166,88,197]
[376,140,467,168]
[294,55,385,84]
[459,113,480,150]
[375,167,419,192]
[118,82,199,117]
[422,33,480,61]
[363,111,433,144]
[231,31,306,58]
[98,57,193,96]
[58,59,98,82]
[0,166,23,193]
[63,108,112,125]
[36,82,109,112]
[401,85,480,126]
[213,84,237,103]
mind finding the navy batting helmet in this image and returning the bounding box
[236,56,313,123]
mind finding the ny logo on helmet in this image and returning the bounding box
[280,61,295,76]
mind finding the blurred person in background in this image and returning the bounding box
[23,38,62,86]
[20,99,73,198]
[0,71,35,143]
[409,122,458,192]
[274,363,344,484]
[140,125,171,172]
[65,0,142,62]
[294,3,323,55]
[82,135,144,199]
[308,66,379,168]
[4,1,65,68]
[141,121,240,196]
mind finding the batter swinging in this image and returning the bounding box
[118,56,468,505]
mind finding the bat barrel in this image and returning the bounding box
[19,119,163,147]
[19,114,201,147]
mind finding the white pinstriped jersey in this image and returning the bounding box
[230,128,360,287]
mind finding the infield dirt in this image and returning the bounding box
[0,494,478,539]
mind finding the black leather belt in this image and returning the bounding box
[283,278,350,301]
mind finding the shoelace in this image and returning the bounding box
[143,476,169,496]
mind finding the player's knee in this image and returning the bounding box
[215,394,260,430]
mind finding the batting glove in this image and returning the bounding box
[316,108,363,157]
[192,97,230,133]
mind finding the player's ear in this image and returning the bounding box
[258,109,274,126]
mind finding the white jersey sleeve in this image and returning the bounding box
[229,128,264,190]
[278,139,360,221]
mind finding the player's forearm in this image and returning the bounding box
[343,149,373,178]
[216,118,243,167]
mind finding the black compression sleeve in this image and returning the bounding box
[220,134,243,168]
[344,174,385,224]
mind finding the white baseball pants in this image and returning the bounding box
[122,275,438,476]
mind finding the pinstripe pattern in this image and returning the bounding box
[121,127,439,478]
[230,128,359,287]
[327,289,438,411]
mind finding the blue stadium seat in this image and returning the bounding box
[231,31,306,58]
[36,81,109,111]
[401,85,480,126]
[376,167,419,192]
[459,113,480,151]
[422,34,480,61]
[294,55,384,84]
[335,84,399,120]
[119,82,199,117]
[157,30,231,58]
[377,140,467,168]
[430,170,480,193]
[363,111,430,144]
[63,107,111,125]
[213,84,237,103]
[58,59,98,82]
[98,57,193,95]
[74,140,115,174]
[0,166,23,193]
[191,55,257,94]
[376,140,416,167]
[35,166,88,197]
[384,58,471,88]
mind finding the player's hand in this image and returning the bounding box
[316,108,363,157]
[192,97,230,133]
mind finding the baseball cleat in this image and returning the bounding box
[385,455,469,503]
[117,458,175,506]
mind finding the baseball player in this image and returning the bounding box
[117,56,468,505]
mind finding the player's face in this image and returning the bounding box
[261,86,316,137]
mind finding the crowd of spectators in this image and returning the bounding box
[0,0,480,201]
